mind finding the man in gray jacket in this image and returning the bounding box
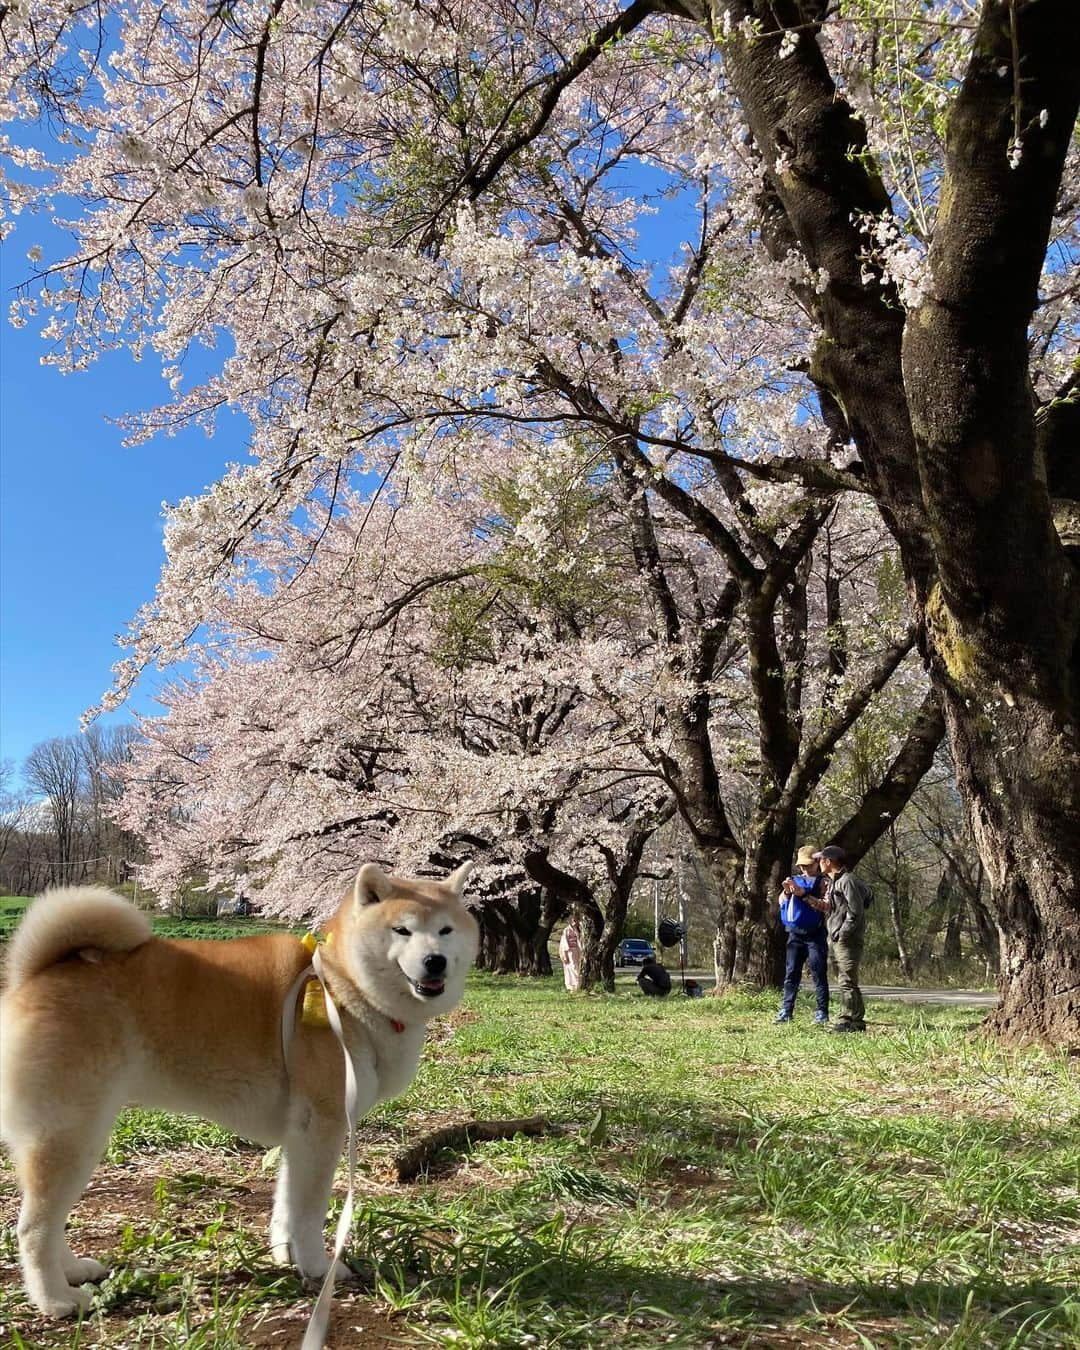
[814,846,868,1033]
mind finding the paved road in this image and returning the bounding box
[861,984,998,1007]
[614,968,998,1006]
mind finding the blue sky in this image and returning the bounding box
[0,239,243,777]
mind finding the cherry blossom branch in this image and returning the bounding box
[778,623,918,818]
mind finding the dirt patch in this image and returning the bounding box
[238,1297,420,1348]
[0,1150,434,1348]
[705,1331,865,1349]
[646,1155,738,1209]
[428,1006,480,1040]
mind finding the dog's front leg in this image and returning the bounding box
[269,1107,349,1281]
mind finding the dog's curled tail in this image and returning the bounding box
[2,886,152,992]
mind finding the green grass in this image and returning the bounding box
[0,897,31,942]
[1,978,1077,1348]
[144,916,296,941]
[0,901,292,943]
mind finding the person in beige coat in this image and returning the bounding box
[558,919,582,991]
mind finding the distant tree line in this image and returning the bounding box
[0,727,143,896]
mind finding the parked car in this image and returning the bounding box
[616,938,655,967]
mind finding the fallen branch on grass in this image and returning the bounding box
[392,1116,559,1181]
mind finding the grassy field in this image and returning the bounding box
[1,975,1077,1348]
[0,897,291,944]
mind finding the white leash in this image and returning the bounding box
[280,947,360,1350]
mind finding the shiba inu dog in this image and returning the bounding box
[0,861,478,1318]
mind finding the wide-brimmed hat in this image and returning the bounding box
[794,845,820,867]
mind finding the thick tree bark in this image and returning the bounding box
[740,812,796,987]
[524,849,618,991]
[509,887,551,976]
[899,0,1080,1044]
[525,888,562,977]
[946,706,1080,1040]
[473,889,558,975]
[966,866,1000,977]
[575,897,609,990]
[705,845,751,986]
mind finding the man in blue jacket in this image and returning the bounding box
[774,844,830,1025]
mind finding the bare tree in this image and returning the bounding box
[0,760,33,882]
[16,729,142,889]
[24,737,84,882]
[81,724,141,885]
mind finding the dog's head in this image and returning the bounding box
[337,861,479,1021]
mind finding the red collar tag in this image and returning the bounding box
[390,1018,405,1033]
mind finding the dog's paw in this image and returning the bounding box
[299,1257,355,1286]
[64,1257,109,1284]
[35,1285,93,1318]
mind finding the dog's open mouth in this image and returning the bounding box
[409,976,445,998]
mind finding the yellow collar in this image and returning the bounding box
[296,932,405,1034]
[300,930,330,956]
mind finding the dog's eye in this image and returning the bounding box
[392,926,411,937]
[439,926,453,935]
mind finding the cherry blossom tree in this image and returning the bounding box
[115,467,679,993]
[4,0,1076,1040]
[114,434,933,994]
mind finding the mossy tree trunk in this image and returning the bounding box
[898,1,1080,1043]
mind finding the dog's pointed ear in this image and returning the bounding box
[353,863,393,907]
[444,860,472,896]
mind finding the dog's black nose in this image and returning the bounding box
[424,953,447,976]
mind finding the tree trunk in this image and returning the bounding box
[738,815,796,988]
[474,887,559,977]
[523,887,561,978]
[476,900,520,974]
[966,864,1000,976]
[943,879,963,964]
[705,846,764,988]
[511,887,550,977]
[946,700,1080,1043]
[890,886,914,982]
[916,872,951,972]
[898,0,1080,1046]
[576,897,608,991]
[596,922,619,993]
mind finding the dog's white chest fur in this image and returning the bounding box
[368,1022,427,1104]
